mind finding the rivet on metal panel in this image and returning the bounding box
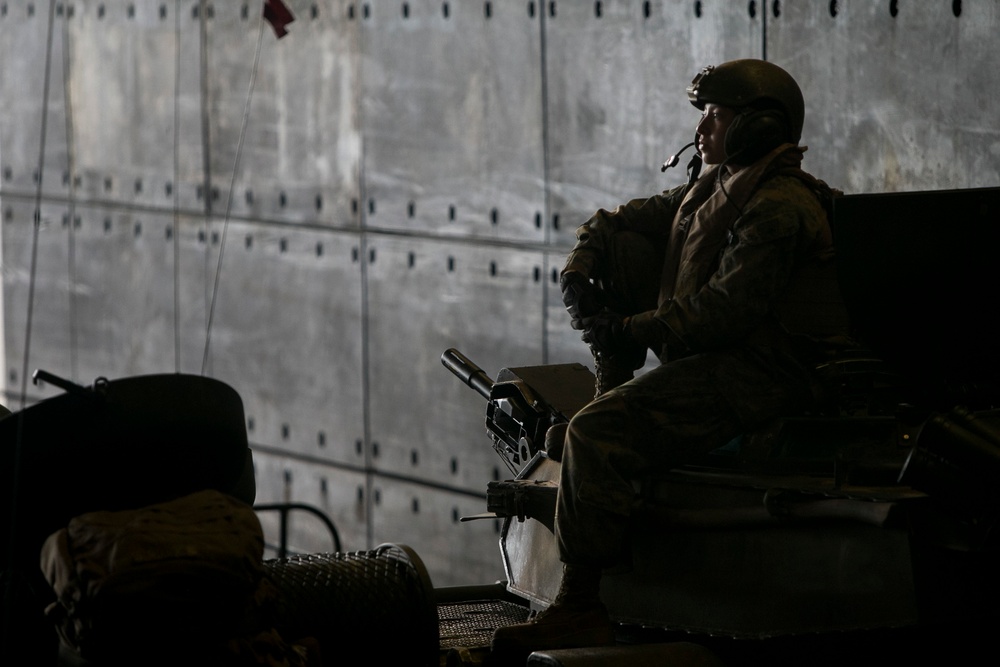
[245,234,253,249]
[552,213,559,230]
[247,416,254,432]
[318,431,326,447]
[528,1,535,18]
[448,256,455,272]
[315,194,322,210]
[490,208,499,225]
[134,178,142,193]
[159,4,167,19]
[363,3,370,19]
[98,4,105,19]
[952,0,961,17]
[104,177,112,192]
[127,3,134,19]
[450,457,458,474]
[316,242,323,257]
[402,2,409,19]
[551,267,558,283]
[549,1,555,18]
[356,439,363,454]
[442,2,449,19]
[368,198,375,214]
[534,212,542,228]
[279,191,287,207]
[643,0,650,19]
[748,1,756,20]
[2,167,10,181]
[74,175,82,187]
[211,231,220,245]
[320,478,328,494]
[407,201,415,217]
[595,1,601,19]
[165,226,172,240]
[311,4,318,20]
[490,261,497,277]
[448,205,456,221]
[279,238,287,252]
[369,247,376,263]
[246,189,254,205]
[493,466,500,481]
[357,486,364,502]
[485,1,491,19]
[373,442,380,457]
[889,0,898,17]
[165,182,172,196]
[410,449,418,465]
[9,370,17,384]
[28,3,34,18]
[828,0,837,18]
[67,4,74,18]
[352,246,359,262]
[452,508,459,522]
[74,216,81,229]
[533,266,540,282]
[411,497,420,513]
[408,251,415,268]
[772,0,780,18]
[134,222,142,238]
[694,1,702,18]
[351,198,358,214]
[282,423,290,439]
[104,218,112,233]
[348,4,355,20]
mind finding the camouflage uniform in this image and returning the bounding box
[556,145,850,566]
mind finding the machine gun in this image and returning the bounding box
[440,348,594,475]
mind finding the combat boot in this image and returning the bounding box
[491,563,614,658]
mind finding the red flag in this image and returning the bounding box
[263,0,295,39]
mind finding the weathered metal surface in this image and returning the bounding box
[366,235,546,488]
[205,222,365,466]
[769,1,1000,194]
[360,0,545,242]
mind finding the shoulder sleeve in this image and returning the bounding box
[563,184,687,279]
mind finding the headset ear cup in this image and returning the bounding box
[725,109,790,163]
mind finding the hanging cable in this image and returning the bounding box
[200,13,267,375]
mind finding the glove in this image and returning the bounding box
[582,311,647,370]
[560,272,604,330]
[580,310,632,358]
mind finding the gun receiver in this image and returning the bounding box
[441,348,595,474]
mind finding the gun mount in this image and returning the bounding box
[441,348,593,474]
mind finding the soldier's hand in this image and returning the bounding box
[580,310,632,357]
[560,272,604,330]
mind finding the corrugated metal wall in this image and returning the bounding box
[2,0,998,587]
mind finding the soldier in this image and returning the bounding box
[492,59,851,655]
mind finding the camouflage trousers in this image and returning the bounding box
[556,234,815,567]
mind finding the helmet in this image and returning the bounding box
[687,59,805,164]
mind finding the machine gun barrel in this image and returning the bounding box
[441,348,493,401]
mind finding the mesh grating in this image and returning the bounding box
[437,599,530,650]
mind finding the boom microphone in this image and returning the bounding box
[661,141,697,172]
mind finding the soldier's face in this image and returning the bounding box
[696,103,737,165]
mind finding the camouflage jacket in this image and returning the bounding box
[564,145,850,363]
